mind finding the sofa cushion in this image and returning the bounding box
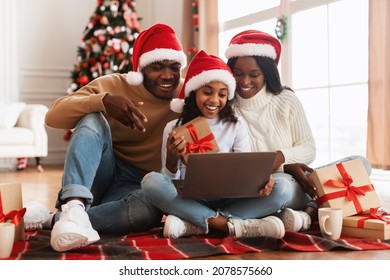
[0,102,26,128]
[0,127,34,145]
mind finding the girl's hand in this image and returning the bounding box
[259,175,274,197]
[165,131,187,173]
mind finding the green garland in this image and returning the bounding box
[275,15,288,42]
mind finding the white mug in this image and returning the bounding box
[318,207,343,240]
[0,222,15,259]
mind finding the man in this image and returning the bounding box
[24,24,187,252]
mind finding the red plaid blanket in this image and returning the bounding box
[7,224,390,260]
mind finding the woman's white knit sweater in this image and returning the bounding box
[234,86,316,171]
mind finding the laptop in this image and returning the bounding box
[173,152,276,199]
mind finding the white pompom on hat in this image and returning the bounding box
[126,23,187,85]
[225,30,282,65]
[170,50,236,113]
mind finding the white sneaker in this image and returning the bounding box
[50,204,100,252]
[163,215,203,238]
[230,216,285,239]
[24,202,53,231]
[278,208,311,232]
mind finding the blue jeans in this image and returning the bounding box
[53,113,163,234]
[141,155,371,233]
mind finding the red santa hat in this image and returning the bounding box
[225,30,282,65]
[126,23,187,85]
[170,50,236,113]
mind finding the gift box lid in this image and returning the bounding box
[310,158,373,197]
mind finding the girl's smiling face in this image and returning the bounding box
[195,81,228,119]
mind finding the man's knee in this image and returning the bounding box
[141,172,164,195]
[125,191,163,231]
[74,113,110,136]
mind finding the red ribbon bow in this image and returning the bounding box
[0,191,26,227]
[185,124,214,154]
[357,207,390,228]
[316,163,374,213]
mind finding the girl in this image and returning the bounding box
[141,50,286,239]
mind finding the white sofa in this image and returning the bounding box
[0,103,49,171]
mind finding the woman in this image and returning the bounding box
[225,30,371,232]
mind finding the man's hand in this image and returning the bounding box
[283,163,318,199]
[103,95,148,132]
[259,175,275,197]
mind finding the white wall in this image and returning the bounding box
[136,0,184,37]
[0,0,20,103]
[0,0,184,165]
[17,0,96,165]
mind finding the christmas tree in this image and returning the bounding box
[64,0,141,141]
[67,0,141,94]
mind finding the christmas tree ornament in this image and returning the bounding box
[77,75,89,86]
[111,3,119,12]
[100,16,109,25]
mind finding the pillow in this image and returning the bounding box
[0,102,26,129]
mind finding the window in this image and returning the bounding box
[218,0,368,167]
[218,0,280,22]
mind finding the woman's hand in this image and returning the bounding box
[165,131,187,173]
[283,163,318,199]
[103,94,148,132]
[258,175,275,197]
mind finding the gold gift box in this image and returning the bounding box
[0,183,25,241]
[309,158,381,217]
[173,116,219,163]
[342,213,390,240]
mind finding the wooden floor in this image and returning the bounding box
[1,164,390,260]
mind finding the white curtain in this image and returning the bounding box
[0,0,20,103]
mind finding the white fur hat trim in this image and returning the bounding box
[184,69,236,100]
